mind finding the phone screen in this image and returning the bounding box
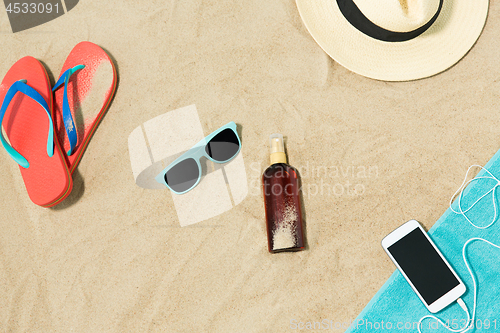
[387,228,460,305]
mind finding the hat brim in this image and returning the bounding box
[296,0,489,81]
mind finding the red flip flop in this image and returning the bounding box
[0,57,72,207]
[53,41,117,173]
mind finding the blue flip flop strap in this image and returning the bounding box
[52,64,85,156]
[0,80,54,169]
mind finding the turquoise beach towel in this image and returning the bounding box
[346,150,500,333]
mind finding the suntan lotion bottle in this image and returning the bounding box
[262,134,305,253]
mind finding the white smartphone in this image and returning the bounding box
[381,220,466,313]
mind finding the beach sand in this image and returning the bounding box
[1,1,500,331]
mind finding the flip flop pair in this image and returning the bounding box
[0,42,117,207]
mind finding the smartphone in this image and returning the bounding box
[381,220,466,313]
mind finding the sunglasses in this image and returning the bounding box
[155,121,241,194]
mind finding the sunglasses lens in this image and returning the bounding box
[164,158,200,193]
[205,128,240,162]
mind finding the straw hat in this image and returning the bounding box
[296,0,489,81]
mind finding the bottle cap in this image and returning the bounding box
[269,134,287,165]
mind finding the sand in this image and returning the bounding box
[1,0,500,332]
[272,203,299,251]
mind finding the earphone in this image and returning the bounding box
[417,165,500,333]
